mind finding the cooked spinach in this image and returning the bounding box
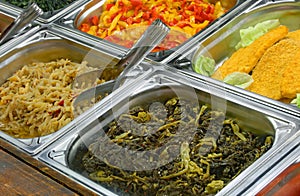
[5,0,76,12]
[82,97,273,195]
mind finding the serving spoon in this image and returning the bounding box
[72,19,170,114]
[0,3,43,44]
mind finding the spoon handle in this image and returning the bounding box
[115,19,170,86]
[0,3,43,44]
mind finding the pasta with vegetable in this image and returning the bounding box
[0,59,103,138]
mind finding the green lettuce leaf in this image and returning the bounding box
[235,19,280,50]
[291,94,300,108]
[193,55,216,76]
[223,72,254,89]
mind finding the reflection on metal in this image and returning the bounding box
[0,3,43,44]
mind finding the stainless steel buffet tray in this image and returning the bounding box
[0,25,152,155]
[162,0,300,116]
[53,0,261,61]
[0,0,89,23]
[37,63,299,196]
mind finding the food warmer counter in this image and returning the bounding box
[0,0,300,195]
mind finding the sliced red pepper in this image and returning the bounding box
[90,16,99,26]
[119,1,124,7]
[134,5,142,16]
[80,23,90,32]
[130,0,142,7]
[176,21,190,28]
[169,18,178,26]
[110,13,118,20]
[120,2,128,12]
[181,11,190,20]
[206,5,214,14]
[126,17,134,25]
[142,11,151,20]
[106,3,114,11]
[133,17,142,23]
[51,109,61,118]
[150,6,159,19]
[182,0,187,7]
[187,4,195,11]
[120,15,127,21]
[195,6,203,15]
[58,100,64,106]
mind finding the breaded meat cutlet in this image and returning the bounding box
[248,38,300,100]
[286,29,300,41]
[281,49,300,99]
[212,25,288,79]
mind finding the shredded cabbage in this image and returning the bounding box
[235,19,280,50]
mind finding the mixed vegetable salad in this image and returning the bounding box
[79,0,228,51]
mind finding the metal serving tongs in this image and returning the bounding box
[72,19,170,113]
[0,3,43,45]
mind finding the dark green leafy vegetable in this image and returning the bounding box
[5,0,76,12]
[82,97,273,195]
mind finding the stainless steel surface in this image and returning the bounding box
[0,26,152,155]
[0,0,299,195]
[0,3,43,44]
[162,0,300,117]
[53,0,253,61]
[37,61,299,196]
